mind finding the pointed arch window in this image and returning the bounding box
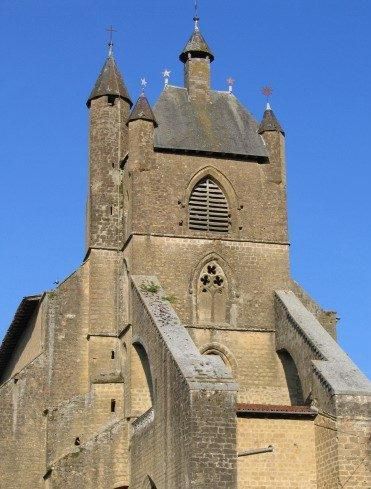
[189,177,230,233]
[197,261,228,324]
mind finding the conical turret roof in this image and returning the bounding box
[258,105,285,136]
[179,26,214,63]
[127,94,158,126]
[87,55,132,108]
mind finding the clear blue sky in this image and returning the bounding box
[0,1,370,378]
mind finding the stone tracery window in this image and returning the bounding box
[197,261,228,323]
[189,177,230,233]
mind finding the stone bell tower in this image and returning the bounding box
[0,9,370,489]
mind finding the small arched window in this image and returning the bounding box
[197,261,228,324]
[189,177,230,233]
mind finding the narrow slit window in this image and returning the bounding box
[189,178,229,233]
[111,350,115,359]
[111,399,116,413]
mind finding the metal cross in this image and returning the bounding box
[106,25,117,56]
[106,25,117,44]
[194,0,200,30]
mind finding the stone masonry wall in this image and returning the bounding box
[190,328,295,406]
[87,96,130,251]
[130,275,238,489]
[237,417,317,488]
[0,354,47,488]
[275,290,371,488]
[49,419,129,489]
[129,152,288,244]
[126,235,290,331]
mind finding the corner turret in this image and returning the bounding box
[258,103,285,136]
[127,94,157,172]
[259,103,286,185]
[86,47,132,252]
[87,53,132,108]
[127,94,157,126]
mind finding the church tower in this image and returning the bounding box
[0,9,370,489]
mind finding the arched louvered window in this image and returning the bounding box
[189,178,230,233]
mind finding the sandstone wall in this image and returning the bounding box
[237,417,317,488]
[0,352,47,488]
[125,235,290,330]
[275,290,371,488]
[130,275,238,489]
[129,152,288,244]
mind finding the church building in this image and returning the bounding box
[0,11,370,489]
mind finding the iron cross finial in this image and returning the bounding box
[106,25,117,56]
[194,0,200,30]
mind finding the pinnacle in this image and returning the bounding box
[127,95,158,127]
[87,56,132,108]
[258,106,285,136]
[179,27,214,63]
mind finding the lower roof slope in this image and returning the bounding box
[153,86,268,160]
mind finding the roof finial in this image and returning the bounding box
[106,25,117,57]
[140,77,148,96]
[227,77,235,94]
[194,0,200,31]
[162,69,171,89]
[262,86,273,110]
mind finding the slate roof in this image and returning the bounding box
[153,86,268,160]
[180,29,214,63]
[127,95,158,126]
[258,106,285,136]
[0,295,41,381]
[87,55,132,108]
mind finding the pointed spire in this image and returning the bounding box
[87,54,132,108]
[258,105,285,136]
[179,7,214,63]
[127,94,158,127]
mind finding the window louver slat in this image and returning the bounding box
[189,178,230,233]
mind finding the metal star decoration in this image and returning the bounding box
[262,86,273,99]
[162,69,171,88]
[227,77,235,94]
[140,78,148,94]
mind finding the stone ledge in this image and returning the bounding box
[236,403,317,418]
[275,290,371,397]
[132,275,238,392]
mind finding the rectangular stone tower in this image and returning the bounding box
[0,12,370,489]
